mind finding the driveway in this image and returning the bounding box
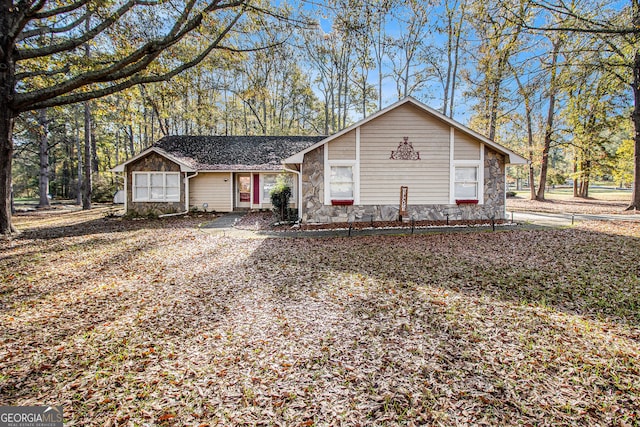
[508,210,640,227]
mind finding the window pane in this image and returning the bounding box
[134,174,148,187]
[149,173,164,200]
[455,167,477,182]
[455,183,477,199]
[263,175,277,199]
[331,166,353,183]
[331,182,353,198]
[150,187,164,200]
[134,186,148,201]
[165,186,179,200]
[165,174,179,188]
[150,173,164,187]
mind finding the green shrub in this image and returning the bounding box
[270,174,292,221]
[92,176,117,203]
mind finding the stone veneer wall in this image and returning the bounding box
[126,152,185,216]
[300,145,506,223]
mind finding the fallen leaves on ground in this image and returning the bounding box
[1,208,639,426]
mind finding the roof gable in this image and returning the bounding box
[111,147,196,172]
[284,97,528,165]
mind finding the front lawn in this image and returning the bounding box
[1,209,639,425]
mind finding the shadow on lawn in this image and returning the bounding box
[10,211,215,241]
[247,227,640,329]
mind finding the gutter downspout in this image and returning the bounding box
[283,165,302,222]
[159,171,199,218]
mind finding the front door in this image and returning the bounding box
[236,174,251,208]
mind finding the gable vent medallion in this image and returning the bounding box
[390,137,421,160]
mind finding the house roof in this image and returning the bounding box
[283,97,529,165]
[113,135,326,172]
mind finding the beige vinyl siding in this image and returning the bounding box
[454,130,481,160]
[359,103,450,205]
[189,172,232,212]
[327,130,356,160]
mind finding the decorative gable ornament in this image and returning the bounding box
[390,137,421,160]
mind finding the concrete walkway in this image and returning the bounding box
[200,211,246,229]
[199,212,259,238]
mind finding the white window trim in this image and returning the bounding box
[323,127,360,205]
[450,137,484,204]
[451,161,484,204]
[132,171,181,202]
[260,173,297,206]
[325,161,359,205]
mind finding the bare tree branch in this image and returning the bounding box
[18,0,139,60]
[18,11,90,42]
[22,7,246,111]
[14,1,246,110]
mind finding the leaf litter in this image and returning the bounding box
[1,208,639,426]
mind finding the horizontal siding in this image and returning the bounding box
[189,173,232,212]
[328,130,356,160]
[360,103,450,205]
[454,130,481,160]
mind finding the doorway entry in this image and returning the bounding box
[236,174,251,209]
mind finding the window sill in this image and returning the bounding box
[331,199,354,206]
[455,199,478,205]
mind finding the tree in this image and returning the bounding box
[503,0,640,209]
[387,0,433,100]
[438,0,467,118]
[536,35,563,201]
[0,0,283,235]
[466,0,528,141]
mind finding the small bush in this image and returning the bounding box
[270,174,292,221]
[92,176,117,203]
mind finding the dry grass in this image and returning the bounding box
[1,208,639,426]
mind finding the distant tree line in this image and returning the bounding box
[2,0,637,234]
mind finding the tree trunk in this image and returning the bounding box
[573,158,578,197]
[627,50,640,210]
[75,109,82,205]
[536,39,561,201]
[0,109,15,235]
[448,9,464,119]
[82,101,92,210]
[91,127,98,173]
[38,109,50,208]
[0,6,17,234]
[81,14,92,210]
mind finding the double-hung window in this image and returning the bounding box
[329,165,354,200]
[454,166,479,200]
[133,172,180,202]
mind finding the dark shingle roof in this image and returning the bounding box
[153,135,326,171]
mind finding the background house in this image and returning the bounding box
[113,97,527,221]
